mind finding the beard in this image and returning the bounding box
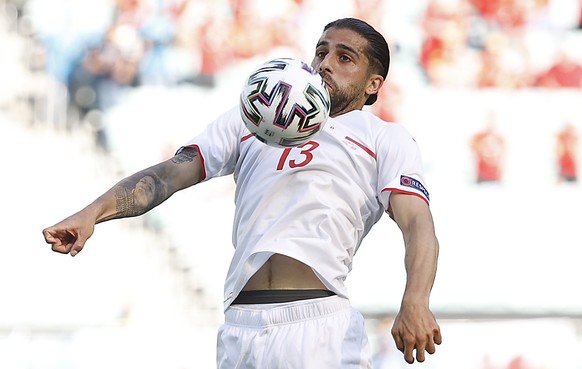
[323,75,367,117]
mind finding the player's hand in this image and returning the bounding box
[42,213,95,257]
[391,302,442,364]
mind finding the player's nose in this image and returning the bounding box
[317,56,332,74]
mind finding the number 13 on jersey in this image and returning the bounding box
[276,141,320,170]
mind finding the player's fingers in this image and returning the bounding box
[391,329,404,352]
[418,329,441,362]
[70,236,87,257]
[42,229,56,244]
[49,245,64,254]
[43,229,67,247]
[412,334,430,363]
[424,327,441,357]
[43,230,68,253]
[42,228,69,246]
[54,237,75,254]
[415,345,426,363]
[434,328,443,345]
[403,337,416,364]
[426,336,436,355]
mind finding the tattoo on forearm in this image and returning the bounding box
[103,170,167,221]
[113,184,138,218]
[99,149,198,223]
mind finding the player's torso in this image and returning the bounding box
[232,110,386,250]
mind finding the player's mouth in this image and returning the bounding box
[321,75,334,92]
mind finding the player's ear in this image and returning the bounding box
[366,74,384,96]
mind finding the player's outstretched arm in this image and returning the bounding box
[42,147,202,257]
[388,192,442,364]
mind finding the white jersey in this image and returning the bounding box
[180,106,430,311]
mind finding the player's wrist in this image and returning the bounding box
[400,292,430,308]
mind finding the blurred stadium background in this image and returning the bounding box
[1,0,582,368]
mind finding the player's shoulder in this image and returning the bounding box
[193,105,249,145]
[209,105,246,131]
[219,105,243,121]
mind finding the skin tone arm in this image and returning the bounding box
[42,147,202,257]
[388,192,442,364]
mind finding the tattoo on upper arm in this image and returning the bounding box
[171,147,198,164]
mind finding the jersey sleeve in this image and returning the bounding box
[178,106,245,182]
[376,123,430,209]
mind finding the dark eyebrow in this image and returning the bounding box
[336,43,360,57]
[315,40,360,58]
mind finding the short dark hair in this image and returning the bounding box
[323,18,390,105]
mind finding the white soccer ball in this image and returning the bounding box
[239,58,331,148]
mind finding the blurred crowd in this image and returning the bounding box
[419,0,582,89]
[470,114,579,185]
[3,0,580,120]
[1,0,581,168]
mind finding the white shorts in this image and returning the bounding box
[216,295,372,369]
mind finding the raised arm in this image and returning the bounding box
[387,192,442,364]
[42,147,202,256]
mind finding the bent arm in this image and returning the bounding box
[388,192,441,363]
[82,149,202,224]
[389,193,439,304]
[42,147,202,256]
[94,147,202,223]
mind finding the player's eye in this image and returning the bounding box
[339,54,352,62]
[315,50,327,58]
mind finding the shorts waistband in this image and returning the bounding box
[224,295,350,327]
[231,289,336,305]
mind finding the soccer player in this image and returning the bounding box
[42,17,442,368]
